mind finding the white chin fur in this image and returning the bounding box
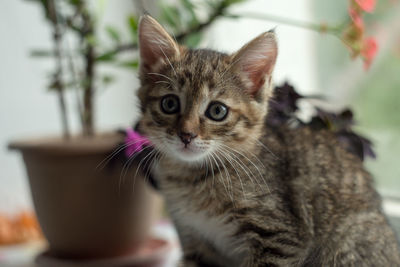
[173,150,207,163]
[166,142,211,164]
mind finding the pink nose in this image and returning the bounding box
[178,132,197,145]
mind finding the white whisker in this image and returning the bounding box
[158,44,177,77]
[148,72,174,83]
[119,145,153,193]
[250,137,279,160]
[209,152,234,204]
[96,138,148,170]
[215,151,235,205]
[219,143,270,193]
[216,147,247,200]
[132,148,157,193]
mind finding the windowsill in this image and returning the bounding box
[383,198,400,235]
[383,198,400,218]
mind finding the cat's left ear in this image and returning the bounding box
[138,15,181,74]
[231,31,278,97]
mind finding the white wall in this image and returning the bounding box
[0,0,316,214]
[0,1,140,214]
[203,0,317,95]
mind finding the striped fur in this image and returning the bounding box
[136,16,400,266]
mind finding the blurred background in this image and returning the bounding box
[0,0,399,265]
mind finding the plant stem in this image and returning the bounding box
[65,39,85,129]
[81,6,95,136]
[226,12,341,34]
[97,0,231,58]
[83,45,95,136]
[175,0,228,42]
[48,0,70,139]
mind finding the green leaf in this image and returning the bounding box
[118,60,139,69]
[128,15,138,32]
[30,49,55,57]
[127,15,138,41]
[67,0,81,6]
[86,34,98,46]
[96,51,116,62]
[184,32,203,48]
[224,0,246,5]
[101,75,115,85]
[161,4,181,29]
[180,0,199,27]
[204,0,219,9]
[105,25,121,43]
[181,0,194,9]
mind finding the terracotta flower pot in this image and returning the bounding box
[9,132,160,259]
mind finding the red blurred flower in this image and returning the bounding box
[348,7,364,30]
[355,0,376,12]
[343,1,379,69]
[361,37,378,69]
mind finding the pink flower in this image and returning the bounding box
[342,21,364,58]
[348,7,364,30]
[355,0,376,12]
[361,37,378,69]
[124,129,151,157]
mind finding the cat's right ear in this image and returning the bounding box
[231,31,278,98]
[138,15,180,74]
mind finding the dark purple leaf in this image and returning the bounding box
[267,81,376,161]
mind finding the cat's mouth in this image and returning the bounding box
[171,143,210,163]
[179,145,198,154]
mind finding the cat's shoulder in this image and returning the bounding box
[262,125,365,167]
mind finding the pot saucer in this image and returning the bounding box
[35,237,171,267]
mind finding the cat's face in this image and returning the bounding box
[137,15,277,165]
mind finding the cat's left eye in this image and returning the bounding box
[205,102,229,121]
[161,94,180,114]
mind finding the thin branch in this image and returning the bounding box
[64,34,85,128]
[48,0,70,139]
[226,11,341,33]
[97,0,231,58]
[175,0,228,42]
[80,4,95,136]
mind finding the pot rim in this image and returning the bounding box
[8,131,125,156]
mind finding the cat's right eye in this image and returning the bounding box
[160,94,180,114]
[205,101,229,121]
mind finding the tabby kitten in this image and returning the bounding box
[135,15,400,266]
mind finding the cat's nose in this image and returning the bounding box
[179,132,197,145]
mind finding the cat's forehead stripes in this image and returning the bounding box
[161,49,231,93]
[147,49,239,107]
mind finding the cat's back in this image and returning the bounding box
[261,126,400,265]
[263,125,379,207]
[261,125,382,219]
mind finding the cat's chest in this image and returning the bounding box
[169,198,243,265]
[175,203,236,246]
[153,163,244,263]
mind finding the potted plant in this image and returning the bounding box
[8,0,243,259]
[7,0,158,259]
